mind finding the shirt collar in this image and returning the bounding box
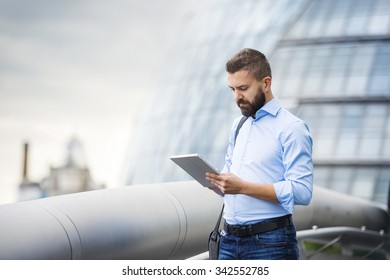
[254,97,281,120]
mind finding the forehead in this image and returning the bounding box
[227,70,256,86]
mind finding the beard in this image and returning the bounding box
[236,87,266,117]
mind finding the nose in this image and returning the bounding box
[234,90,244,101]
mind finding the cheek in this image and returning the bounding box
[245,91,258,103]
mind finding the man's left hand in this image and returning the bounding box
[205,172,245,194]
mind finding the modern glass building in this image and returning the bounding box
[124,0,390,208]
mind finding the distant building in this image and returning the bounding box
[18,137,104,200]
[41,137,104,196]
[18,142,45,201]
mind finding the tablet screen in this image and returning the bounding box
[170,154,219,188]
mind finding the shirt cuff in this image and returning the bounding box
[273,181,294,213]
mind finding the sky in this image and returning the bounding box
[0,0,208,204]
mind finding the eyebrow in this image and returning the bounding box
[229,84,249,89]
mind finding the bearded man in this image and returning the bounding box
[206,48,313,260]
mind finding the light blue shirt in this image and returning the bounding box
[222,97,313,225]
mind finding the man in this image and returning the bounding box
[206,48,313,260]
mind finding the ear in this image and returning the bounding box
[262,76,272,92]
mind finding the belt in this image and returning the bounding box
[224,215,293,237]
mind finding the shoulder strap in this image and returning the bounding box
[214,116,248,230]
[213,204,225,231]
[234,116,248,145]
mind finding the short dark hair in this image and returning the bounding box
[225,48,272,80]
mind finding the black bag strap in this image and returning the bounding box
[214,204,225,231]
[234,116,248,145]
[215,115,248,229]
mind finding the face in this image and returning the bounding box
[227,70,267,118]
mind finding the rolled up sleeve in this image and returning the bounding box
[274,121,313,213]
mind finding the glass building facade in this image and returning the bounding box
[124,0,390,206]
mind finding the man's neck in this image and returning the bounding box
[264,91,274,104]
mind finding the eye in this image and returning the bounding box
[238,86,248,91]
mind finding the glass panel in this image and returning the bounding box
[302,73,322,96]
[382,138,390,159]
[329,167,353,193]
[322,75,345,96]
[359,137,382,158]
[363,115,386,131]
[373,168,390,204]
[288,56,307,75]
[349,45,375,75]
[298,106,320,140]
[335,105,363,158]
[367,15,390,35]
[336,133,359,159]
[344,105,364,128]
[358,107,386,158]
[324,18,345,37]
[346,16,369,35]
[282,77,302,97]
[310,48,331,69]
[350,0,373,16]
[368,75,390,95]
[374,53,390,68]
[345,75,368,96]
[313,106,341,158]
[332,0,352,15]
[367,105,387,117]
[287,20,306,39]
[351,168,377,200]
[313,136,335,158]
[307,17,325,38]
[328,48,352,74]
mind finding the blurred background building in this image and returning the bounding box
[18,138,104,200]
[125,0,390,207]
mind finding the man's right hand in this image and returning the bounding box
[206,172,224,196]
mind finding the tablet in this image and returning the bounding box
[170,153,220,188]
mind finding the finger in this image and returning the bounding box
[207,177,220,187]
[205,174,220,184]
[206,176,224,190]
[205,172,219,179]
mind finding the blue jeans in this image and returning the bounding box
[218,224,299,260]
